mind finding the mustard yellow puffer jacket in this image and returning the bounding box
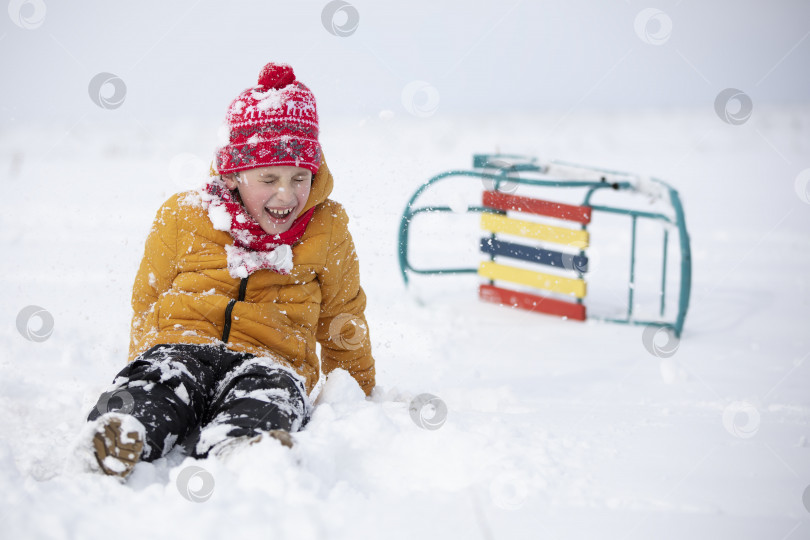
[128,158,375,396]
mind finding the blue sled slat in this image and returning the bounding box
[480,237,589,273]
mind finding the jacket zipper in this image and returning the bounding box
[221,276,249,343]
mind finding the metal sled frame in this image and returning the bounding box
[397,154,692,337]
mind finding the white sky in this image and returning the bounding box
[1,0,809,125]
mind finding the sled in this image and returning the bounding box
[397,154,692,337]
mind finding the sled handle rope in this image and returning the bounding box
[397,154,692,338]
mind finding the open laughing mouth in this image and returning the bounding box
[265,207,296,223]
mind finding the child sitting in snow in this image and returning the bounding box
[84,62,375,478]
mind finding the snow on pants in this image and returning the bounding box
[87,344,311,460]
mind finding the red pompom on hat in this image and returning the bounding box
[258,63,296,89]
[215,62,321,176]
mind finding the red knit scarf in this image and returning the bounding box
[202,176,316,277]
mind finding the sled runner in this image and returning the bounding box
[397,154,692,337]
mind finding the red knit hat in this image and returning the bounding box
[215,63,321,175]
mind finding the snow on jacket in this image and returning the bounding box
[127,157,375,396]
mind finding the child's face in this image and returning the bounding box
[223,165,313,235]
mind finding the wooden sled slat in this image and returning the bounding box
[479,284,587,320]
[481,213,589,247]
[483,190,592,224]
[478,261,587,298]
[480,237,589,273]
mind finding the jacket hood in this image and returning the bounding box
[303,153,333,214]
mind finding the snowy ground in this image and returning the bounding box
[1,106,809,539]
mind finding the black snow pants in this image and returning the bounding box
[87,344,311,460]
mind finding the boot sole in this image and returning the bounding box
[92,418,144,478]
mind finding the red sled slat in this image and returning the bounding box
[479,284,587,321]
[483,191,592,224]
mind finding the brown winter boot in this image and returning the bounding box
[92,416,144,478]
[210,429,294,459]
[267,429,294,449]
